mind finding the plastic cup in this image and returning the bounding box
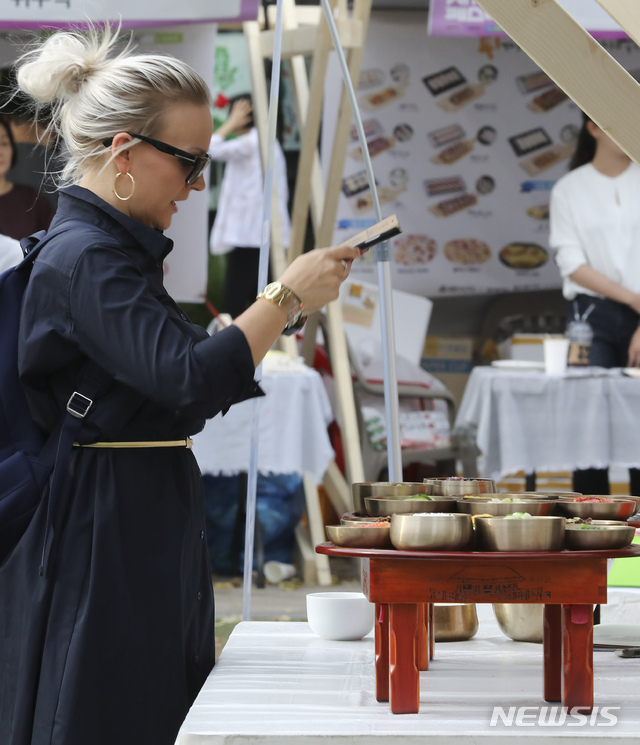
[543,337,569,376]
[263,561,296,583]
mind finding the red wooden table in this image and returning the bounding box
[316,543,640,715]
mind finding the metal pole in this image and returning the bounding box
[242,0,285,621]
[319,0,402,480]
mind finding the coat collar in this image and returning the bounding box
[53,184,175,261]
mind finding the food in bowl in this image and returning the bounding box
[564,521,635,551]
[574,496,614,503]
[326,523,392,549]
[504,512,533,520]
[406,495,436,501]
[556,497,636,521]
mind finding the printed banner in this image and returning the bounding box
[428,0,628,39]
[325,11,640,298]
[0,0,259,28]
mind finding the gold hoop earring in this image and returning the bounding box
[113,172,135,201]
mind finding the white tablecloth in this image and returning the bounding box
[176,602,640,744]
[192,358,335,484]
[454,366,640,481]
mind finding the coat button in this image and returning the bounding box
[200,530,205,540]
[194,654,199,663]
[197,592,202,601]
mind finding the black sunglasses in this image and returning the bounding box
[103,132,211,186]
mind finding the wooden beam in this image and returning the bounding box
[260,19,364,60]
[474,0,640,165]
[595,0,640,47]
[288,0,336,260]
[243,19,297,358]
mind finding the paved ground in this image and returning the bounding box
[212,557,361,655]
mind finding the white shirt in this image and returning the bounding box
[0,233,23,272]
[549,161,640,300]
[208,128,291,255]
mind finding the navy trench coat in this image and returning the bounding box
[0,186,261,745]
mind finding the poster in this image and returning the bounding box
[0,0,258,28]
[326,10,640,298]
[428,0,628,39]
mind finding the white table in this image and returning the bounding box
[192,357,335,483]
[176,602,640,744]
[192,356,338,584]
[454,366,640,483]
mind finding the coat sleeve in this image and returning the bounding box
[65,242,260,419]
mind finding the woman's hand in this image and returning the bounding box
[278,244,362,314]
[227,99,253,132]
[628,327,640,367]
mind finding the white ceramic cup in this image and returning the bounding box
[263,561,296,583]
[543,337,570,376]
[306,591,374,641]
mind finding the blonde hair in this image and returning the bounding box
[16,24,211,184]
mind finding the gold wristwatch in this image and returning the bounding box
[256,282,306,336]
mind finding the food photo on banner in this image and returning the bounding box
[325,8,640,300]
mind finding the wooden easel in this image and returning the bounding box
[473,0,640,165]
[243,0,373,584]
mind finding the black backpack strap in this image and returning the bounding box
[18,221,115,578]
[39,361,112,577]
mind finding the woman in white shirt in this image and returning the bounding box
[549,112,640,496]
[208,94,291,318]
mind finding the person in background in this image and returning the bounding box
[208,93,291,318]
[549,112,640,496]
[0,24,360,745]
[0,230,22,271]
[0,65,60,210]
[0,115,54,240]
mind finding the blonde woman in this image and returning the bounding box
[0,25,359,745]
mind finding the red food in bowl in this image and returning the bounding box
[574,496,614,503]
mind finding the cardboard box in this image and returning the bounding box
[497,333,545,362]
[421,336,474,409]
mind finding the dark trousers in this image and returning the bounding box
[221,246,271,319]
[570,294,640,496]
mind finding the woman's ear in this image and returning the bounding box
[110,132,134,170]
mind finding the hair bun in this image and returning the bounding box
[17,30,108,103]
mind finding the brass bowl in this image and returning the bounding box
[340,512,390,525]
[564,522,635,551]
[609,495,640,516]
[390,513,472,551]
[493,603,543,643]
[474,515,566,551]
[555,497,636,521]
[434,603,478,642]
[325,523,393,549]
[457,496,555,516]
[534,490,580,498]
[351,482,430,513]
[425,477,497,497]
[365,495,457,517]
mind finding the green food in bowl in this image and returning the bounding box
[504,512,533,520]
[405,495,434,501]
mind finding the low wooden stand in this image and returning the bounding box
[316,543,640,715]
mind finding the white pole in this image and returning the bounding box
[319,0,402,480]
[242,0,285,621]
